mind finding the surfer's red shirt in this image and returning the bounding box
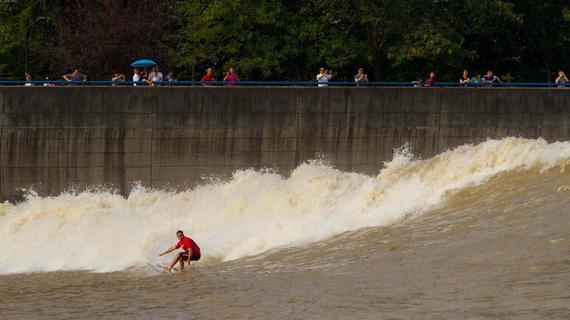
[176,236,201,256]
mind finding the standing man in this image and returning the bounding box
[317,67,332,87]
[159,230,201,272]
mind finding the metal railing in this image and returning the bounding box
[0,80,569,87]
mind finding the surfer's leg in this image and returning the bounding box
[167,253,181,271]
[179,259,185,272]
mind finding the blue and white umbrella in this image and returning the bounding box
[130,59,157,68]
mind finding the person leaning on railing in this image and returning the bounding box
[424,72,437,87]
[63,68,87,84]
[111,72,126,86]
[555,70,568,88]
[146,65,163,86]
[481,70,502,87]
[470,73,482,86]
[166,70,176,82]
[459,69,471,87]
[24,73,32,86]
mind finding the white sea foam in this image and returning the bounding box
[0,138,569,274]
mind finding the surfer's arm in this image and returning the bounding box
[159,245,177,256]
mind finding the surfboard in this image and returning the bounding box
[147,263,168,274]
[147,263,179,274]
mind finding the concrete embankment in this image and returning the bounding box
[0,86,568,201]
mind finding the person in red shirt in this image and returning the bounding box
[424,72,437,87]
[159,230,201,272]
[200,67,215,85]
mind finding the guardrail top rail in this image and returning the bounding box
[0,80,569,87]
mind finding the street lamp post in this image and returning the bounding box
[24,16,46,75]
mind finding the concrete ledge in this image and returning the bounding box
[1,86,569,201]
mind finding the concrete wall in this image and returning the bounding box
[1,86,569,201]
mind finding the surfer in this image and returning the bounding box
[158,230,201,272]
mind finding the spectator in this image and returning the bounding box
[482,70,502,86]
[166,70,176,82]
[24,73,32,86]
[141,70,149,85]
[146,65,163,86]
[459,69,471,86]
[147,66,156,84]
[223,66,240,86]
[43,75,53,87]
[470,72,482,85]
[555,70,568,87]
[317,67,332,87]
[63,68,87,83]
[201,67,215,85]
[132,68,142,86]
[412,76,424,88]
[424,72,437,87]
[111,72,125,85]
[354,67,369,84]
[152,65,164,83]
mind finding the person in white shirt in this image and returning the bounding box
[153,66,163,82]
[132,68,141,86]
[317,67,332,87]
[146,65,163,85]
[43,75,52,87]
[147,67,156,85]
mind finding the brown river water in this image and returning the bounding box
[1,138,569,319]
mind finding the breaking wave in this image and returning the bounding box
[0,137,569,274]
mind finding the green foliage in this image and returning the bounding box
[509,0,570,81]
[0,0,49,79]
[165,0,297,80]
[0,0,569,81]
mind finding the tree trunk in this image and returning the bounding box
[367,21,384,81]
[543,59,552,83]
[529,38,552,83]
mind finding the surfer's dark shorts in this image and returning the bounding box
[180,251,201,261]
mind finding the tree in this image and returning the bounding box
[361,0,522,81]
[1,0,569,82]
[295,0,367,81]
[509,0,570,82]
[0,0,51,79]
[39,0,169,79]
[165,0,299,80]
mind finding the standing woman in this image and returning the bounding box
[223,66,240,86]
[354,67,369,83]
[459,69,471,86]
